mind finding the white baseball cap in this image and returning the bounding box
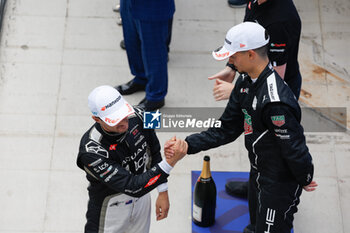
[212,22,269,60]
[88,85,135,126]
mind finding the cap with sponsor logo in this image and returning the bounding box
[88,85,135,126]
[212,22,269,60]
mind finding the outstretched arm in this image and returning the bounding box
[185,88,244,154]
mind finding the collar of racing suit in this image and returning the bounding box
[94,123,128,143]
[245,62,274,89]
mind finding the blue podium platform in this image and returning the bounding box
[191,171,294,233]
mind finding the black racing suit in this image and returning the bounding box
[244,0,302,99]
[185,64,314,233]
[77,107,169,233]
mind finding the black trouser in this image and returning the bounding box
[248,169,302,233]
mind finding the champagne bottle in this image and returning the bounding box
[192,155,217,227]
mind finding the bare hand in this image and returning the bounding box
[165,138,188,167]
[164,136,176,159]
[303,180,318,192]
[208,66,236,83]
[213,79,234,101]
[155,191,170,221]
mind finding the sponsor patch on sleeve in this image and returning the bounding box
[100,166,113,178]
[104,168,119,182]
[144,174,161,188]
[88,158,103,167]
[271,115,285,127]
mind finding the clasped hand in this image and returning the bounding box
[164,136,188,166]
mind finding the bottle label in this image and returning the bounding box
[193,203,202,222]
[200,177,211,182]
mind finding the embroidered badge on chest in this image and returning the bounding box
[109,144,117,151]
[271,115,285,127]
[242,109,253,135]
[240,88,249,94]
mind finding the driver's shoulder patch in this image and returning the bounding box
[85,141,109,158]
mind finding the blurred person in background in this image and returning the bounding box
[227,0,248,8]
[115,0,175,111]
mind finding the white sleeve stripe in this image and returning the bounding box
[157,183,168,192]
[267,73,280,102]
[158,160,173,174]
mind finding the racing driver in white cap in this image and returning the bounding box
[165,22,317,233]
[77,85,187,233]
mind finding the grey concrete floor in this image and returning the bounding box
[0,0,349,233]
